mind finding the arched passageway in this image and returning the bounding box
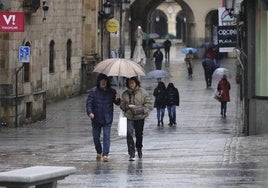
[128,0,220,58]
[130,0,195,46]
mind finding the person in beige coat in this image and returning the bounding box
[120,77,153,161]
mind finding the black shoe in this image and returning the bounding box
[173,122,177,126]
[157,121,160,126]
[161,121,164,126]
[168,122,173,126]
[137,148,143,159]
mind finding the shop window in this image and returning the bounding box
[26,102,32,118]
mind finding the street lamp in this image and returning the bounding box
[104,0,112,16]
[42,1,49,22]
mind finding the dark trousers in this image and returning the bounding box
[165,50,170,62]
[204,72,213,87]
[126,119,144,157]
[155,61,162,70]
[221,101,227,115]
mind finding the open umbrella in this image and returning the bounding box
[151,43,165,49]
[143,33,160,39]
[163,33,177,39]
[148,33,160,39]
[145,70,171,79]
[212,67,232,79]
[181,47,197,54]
[93,58,146,78]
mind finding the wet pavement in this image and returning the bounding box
[1,44,268,187]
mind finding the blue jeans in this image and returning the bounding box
[167,105,176,123]
[92,122,111,156]
[156,108,165,122]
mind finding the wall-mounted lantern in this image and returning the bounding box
[42,1,49,22]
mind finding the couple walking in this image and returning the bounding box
[153,82,180,127]
[86,74,153,162]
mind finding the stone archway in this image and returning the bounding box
[130,0,196,50]
[205,10,218,45]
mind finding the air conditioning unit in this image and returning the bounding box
[23,0,40,12]
[0,0,11,10]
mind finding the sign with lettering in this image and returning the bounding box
[217,26,237,52]
[0,12,24,32]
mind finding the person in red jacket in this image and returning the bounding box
[217,75,231,118]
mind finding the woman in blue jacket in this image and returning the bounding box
[86,73,120,162]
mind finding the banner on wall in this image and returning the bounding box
[0,12,25,32]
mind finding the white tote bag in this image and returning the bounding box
[118,111,127,137]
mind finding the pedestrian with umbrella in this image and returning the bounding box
[184,50,194,78]
[202,56,216,88]
[86,73,121,162]
[120,77,153,161]
[217,75,231,118]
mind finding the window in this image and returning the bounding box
[66,39,72,70]
[23,63,30,82]
[49,40,55,73]
[26,102,32,118]
[24,42,31,82]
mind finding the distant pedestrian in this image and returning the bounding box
[204,47,216,61]
[166,83,180,126]
[184,50,194,78]
[86,73,120,162]
[153,81,167,126]
[214,47,222,68]
[202,56,216,88]
[153,48,164,70]
[120,77,153,161]
[217,75,231,118]
[163,39,172,62]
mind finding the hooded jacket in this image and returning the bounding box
[86,74,120,125]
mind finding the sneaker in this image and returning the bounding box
[96,153,102,161]
[103,156,109,162]
[129,157,135,161]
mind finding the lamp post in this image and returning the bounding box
[99,0,112,60]
[119,0,131,58]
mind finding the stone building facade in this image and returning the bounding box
[0,0,99,127]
